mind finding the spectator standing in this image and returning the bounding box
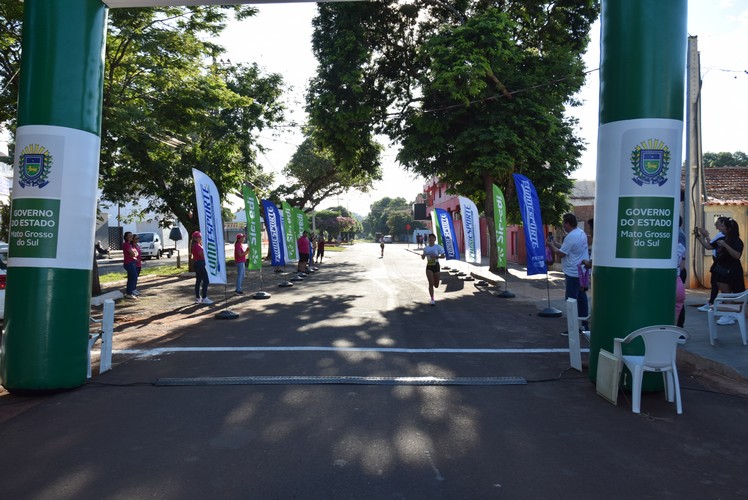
[132,234,142,296]
[234,233,250,295]
[308,234,315,270]
[122,232,138,300]
[297,231,310,273]
[547,213,589,334]
[695,216,729,311]
[316,234,325,263]
[379,236,385,258]
[191,231,213,304]
[678,216,687,284]
[709,218,745,325]
[310,234,317,267]
[676,240,686,327]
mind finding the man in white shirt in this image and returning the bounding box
[547,213,589,333]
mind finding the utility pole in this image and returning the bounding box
[684,36,704,289]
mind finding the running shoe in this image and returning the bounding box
[202,297,214,305]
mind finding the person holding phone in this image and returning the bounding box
[547,214,589,334]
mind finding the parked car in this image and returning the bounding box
[382,235,393,243]
[136,232,163,259]
[0,243,7,320]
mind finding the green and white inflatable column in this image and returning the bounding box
[589,0,687,388]
[0,0,108,392]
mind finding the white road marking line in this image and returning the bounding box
[107,346,589,357]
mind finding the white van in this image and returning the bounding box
[136,232,163,259]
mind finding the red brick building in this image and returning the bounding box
[423,177,595,267]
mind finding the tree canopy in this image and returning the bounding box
[98,6,283,234]
[703,151,748,168]
[0,1,22,130]
[271,135,380,212]
[314,205,361,240]
[308,1,599,270]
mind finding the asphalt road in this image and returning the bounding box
[1,243,747,499]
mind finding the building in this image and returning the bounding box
[689,166,748,288]
[423,176,594,268]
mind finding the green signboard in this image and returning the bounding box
[616,196,674,259]
[9,198,61,258]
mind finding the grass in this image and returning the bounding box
[96,244,348,285]
[98,265,186,285]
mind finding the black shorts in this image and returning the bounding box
[299,253,309,261]
[426,263,440,273]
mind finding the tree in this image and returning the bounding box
[0,6,280,239]
[387,210,413,236]
[306,3,396,178]
[271,135,380,211]
[99,7,282,237]
[0,1,22,128]
[364,197,410,237]
[309,1,598,271]
[314,206,361,240]
[703,151,748,167]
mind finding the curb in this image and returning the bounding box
[678,349,748,385]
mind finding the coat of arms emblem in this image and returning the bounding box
[18,144,52,188]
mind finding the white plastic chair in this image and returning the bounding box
[707,290,748,346]
[613,325,689,415]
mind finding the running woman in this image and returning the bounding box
[422,233,445,305]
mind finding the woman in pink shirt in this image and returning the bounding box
[122,232,138,299]
[131,233,142,296]
[191,231,212,304]
[234,233,250,295]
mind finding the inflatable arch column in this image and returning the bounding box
[589,0,688,389]
[1,0,108,392]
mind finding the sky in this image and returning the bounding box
[218,0,748,216]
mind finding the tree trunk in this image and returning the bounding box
[92,256,102,296]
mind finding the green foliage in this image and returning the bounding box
[364,197,411,236]
[306,2,410,177]
[98,7,284,236]
[315,206,362,239]
[387,210,413,235]
[272,135,380,211]
[310,1,599,270]
[703,151,748,168]
[0,1,22,127]
[0,199,8,242]
[0,6,282,237]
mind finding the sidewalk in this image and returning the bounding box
[458,253,748,383]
